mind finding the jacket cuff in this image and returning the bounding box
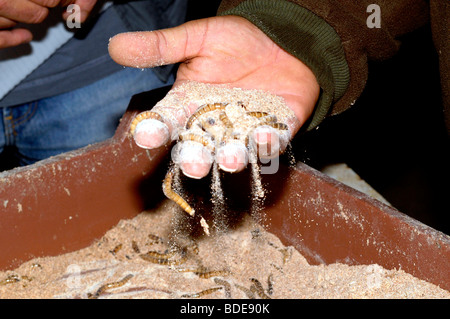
[219,0,350,130]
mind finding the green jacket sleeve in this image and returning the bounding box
[217,0,430,130]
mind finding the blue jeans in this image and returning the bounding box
[0,68,173,167]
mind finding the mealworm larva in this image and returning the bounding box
[219,111,233,129]
[237,101,248,110]
[250,278,271,299]
[258,114,278,125]
[181,287,223,298]
[266,122,288,130]
[179,132,215,152]
[139,253,187,266]
[109,243,123,256]
[186,103,228,129]
[163,169,195,216]
[246,111,269,118]
[187,242,199,255]
[129,111,163,135]
[31,263,42,269]
[270,263,284,273]
[89,274,134,299]
[247,111,278,125]
[235,284,255,299]
[219,111,235,141]
[131,241,140,254]
[243,134,250,147]
[279,247,292,265]
[0,274,20,286]
[148,234,164,244]
[143,249,176,259]
[267,274,274,295]
[106,274,133,288]
[214,278,232,298]
[195,269,231,279]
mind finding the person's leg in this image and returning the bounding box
[0,108,12,171]
[12,67,173,166]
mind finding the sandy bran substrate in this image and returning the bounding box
[152,81,296,145]
[0,199,449,299]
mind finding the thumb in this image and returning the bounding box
[108,19,207,68]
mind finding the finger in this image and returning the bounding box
[59,0,76,6]
[216,141,248,173]
[132,118,170,149]
[130,98,197,150]
[29,0,60,7]
[61,0,97,23]
[108,18,207,68]
[0,28,32,48]
[0,0,49,24]
[0,16,16,28]
[249,125,290,160]
[176,142,213,179]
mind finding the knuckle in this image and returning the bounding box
[31,7,49,23]
[43,0,60,8]
[0,0,8,12]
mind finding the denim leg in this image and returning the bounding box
[0,103,39,170]
[0,108,6,155]
[12,67,173,166]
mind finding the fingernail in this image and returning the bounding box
[133,119,169,149]
[216,141,248,173]
[178,142,213,179]
[250,126,280,159]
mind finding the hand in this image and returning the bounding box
[109,16,320,179]
[0,0,97,49]
[61,0,97,24]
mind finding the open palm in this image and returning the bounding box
[109,16,319,133]
[109,15,319,178]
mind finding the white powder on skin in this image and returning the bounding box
[153,81,295,145]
